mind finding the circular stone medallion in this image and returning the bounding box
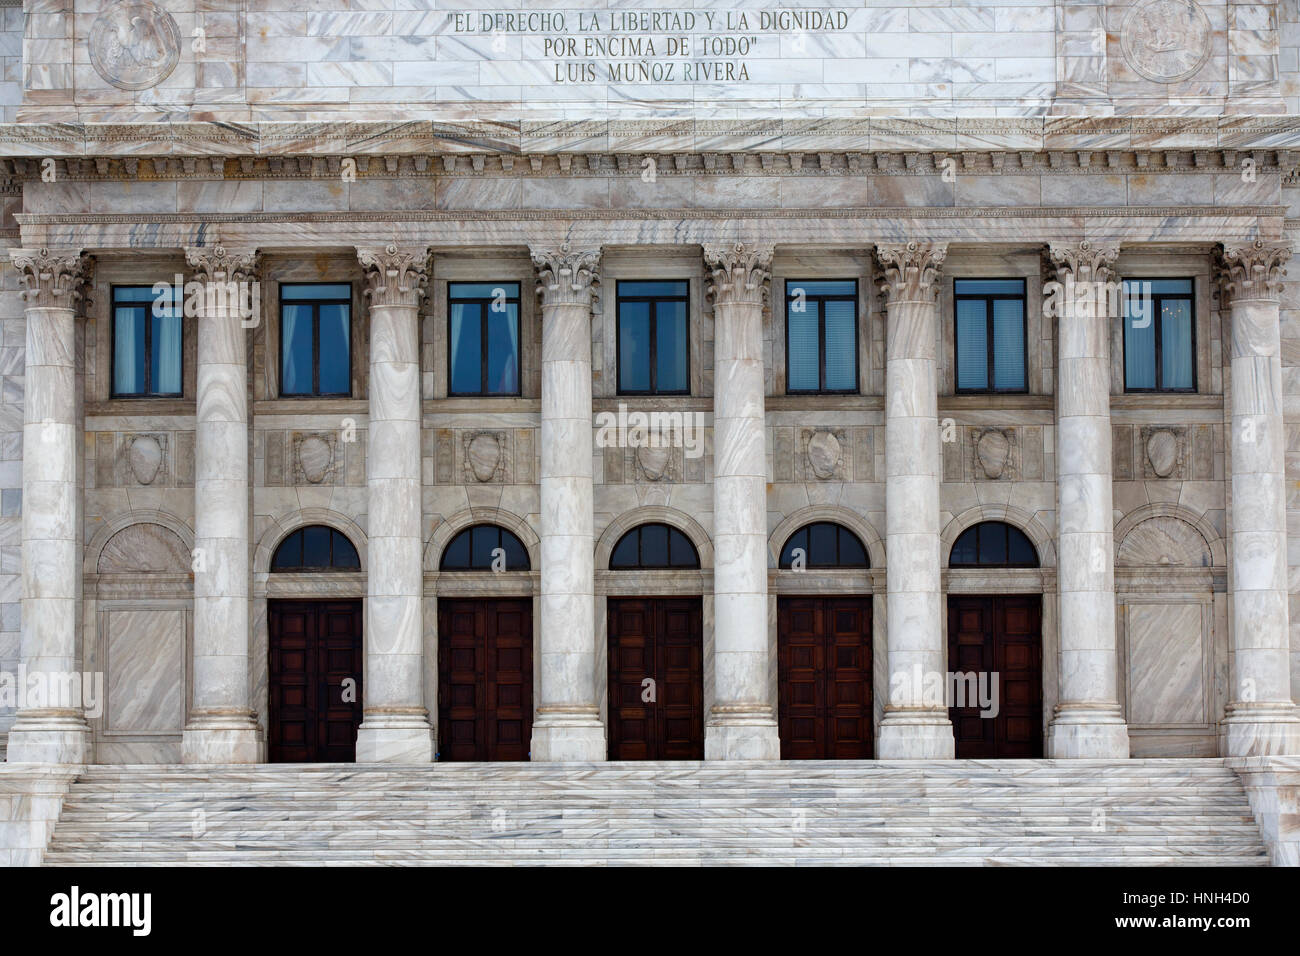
[88,0,181,92]
[1121,0,1212,84]
[807,431,842,479]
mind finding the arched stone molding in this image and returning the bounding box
[767,505,885,569]
[595,505,714,571]
[1114,503,1225,568]
[86,509,195,573]
[424,506,541,572]
[940,504,1057,569]
[254,508,368,576]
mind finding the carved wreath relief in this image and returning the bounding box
[1121,0,1212,84]
[88,0,181,91]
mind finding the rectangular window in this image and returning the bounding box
[616,280,689,395]
[448,282,521,396]
[785,279,858,394]
[112,284,183,397]
[953,279,1027,393]
[1123,278,1194,392]
[279,283,352,397]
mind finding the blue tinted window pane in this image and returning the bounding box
[151,312,183,394]
[486,303,519,395]
[302,525,331,566]
[610,530,639,569]
[115,285,158,303]
[1145,279,1192,296]
[450,303,482,394]
[318,303,350,394]
[619,302,651,392]
[979,524,1007,565]
[113,307,146,394]
[956,300,988,390]
[281,305,313,394]
[991,298,1025,390]
[640,524,669,566]
[620,281,687,298]
[779,528,807,568]
[281,284,350,300]
[501,531,528,571]
[1124,294,1156,389]
[824,300,856,391]
[471,526,498,567]
[809,523,838,566]
[790,280,855,297]
[1007,527,1037,566]
[954,279,1024,296]
[449,282,520,300]
[838,527,868,567]
[669,529,698,568]
[950,527,978,566]
[272,530,303,569]
[1161,299,1194,389]
[441,530,470,569]
[787,307,819,391]
[655,300,688,392]
[331,531,361,569]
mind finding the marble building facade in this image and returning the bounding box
[0,0,1299,776]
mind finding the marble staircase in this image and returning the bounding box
[42,759,1269,866]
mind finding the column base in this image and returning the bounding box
[1046,705,1130,758]
[530,710,606,762]
[1223,703,1300,757]
[5,712,91,764]
[704,706,780,761]
[182,713,262,764]
[355,712,434,763]
[876,710,955,759]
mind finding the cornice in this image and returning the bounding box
[0,148,1291,183]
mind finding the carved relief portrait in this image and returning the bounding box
[1121,0,1212,84]
[88,0,181,91]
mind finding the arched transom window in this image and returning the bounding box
[609,523,700,569]
[949,521,1039,568]
[439,524,531,571]
[271,526,361,571]
[778,522,869,569]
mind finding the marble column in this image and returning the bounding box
[355,245,434,762]
[6,249,92,764]
[1045,240,1130,758]
[530,245,605,761]
[875,241,955,759]
[702,242,780,760]
[1217,239,1300,756]
[182,245,262,763]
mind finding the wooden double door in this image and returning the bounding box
[268,600,363,762]
[947,595,1043,758]
[777,597,873,759]
[437,598,533,761]
[607,597,704,760]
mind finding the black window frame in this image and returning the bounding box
[615,280,691,396]
[953,277,1029,394]
[784,278,859,395]
[447,281,523,398]
[278,283,353,398]
[608,523,700,570]
[110,284,184,399]
[270,526,361,572]
[777,521,870,569]
[1121,277,1197,394]
[948,521,1039,569]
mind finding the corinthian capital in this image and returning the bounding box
[357,244,430,308]
[531,243,601,309]
[1217,239,1292,305]
[185,244,260,284]
[703,241,774,308]
[11,248,91,309]
[875,241,948,304]
[1045,239,1120,285]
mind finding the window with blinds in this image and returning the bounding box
[785,279,858,394]
[1122,278,1194,392]
[953,279,1027,393]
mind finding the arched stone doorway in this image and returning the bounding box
[266,525,364,762]
[946,520,1043,758]
[774,521,873,759]
[604,522,705,760]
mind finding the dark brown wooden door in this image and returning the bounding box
[777,597,872,759]
[437,598,533,761]
[947,595,1043,758]
[607,598,704,760]
[269,600,363,762]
